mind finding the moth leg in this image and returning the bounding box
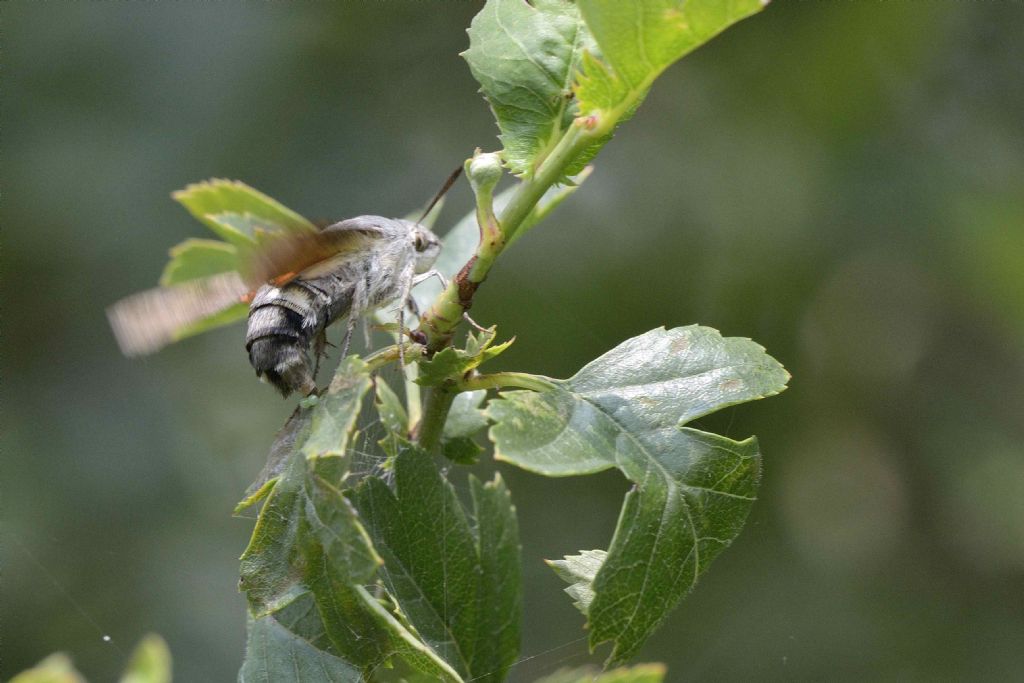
[341,278,369,360]
[397,265,417,370]
[412,269,448,290]
[361,316,372,348]
[406,295,421,320]
[340,314,357,360]
[463,311,488,332]
[312,328,330,378]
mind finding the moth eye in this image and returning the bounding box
[414,233,426,251]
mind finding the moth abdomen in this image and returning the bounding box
[245,281,327,396]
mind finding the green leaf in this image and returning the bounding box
[464,0,597,177]
[468,474,521,682]
[239,360,465,680]
[159,238,241,286]
[239,359,374,613]
[302,472,461,679]
[535,663,666,683]
[172,178,316,239]
[352,449,521,682]
[153,180,319,340]
[301,358,375,460]
[240,448,462,681]
[239,448,318,615]
[375,378,410,460]
[441,390,489,464]
[375,379,409,436]
[417,327,514,387]
[546,548,606,615]
[167,302,250,343]
[9,654,86,683]
[155,238,251,338]
[575,0,768,117]
[487,325,788,665]
[240,613,361,683]
[119,634,172,683]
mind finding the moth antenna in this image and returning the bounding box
[416,166,463,225]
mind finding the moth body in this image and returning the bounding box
[245,215,440,396]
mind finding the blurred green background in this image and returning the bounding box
[4,2,1023,680]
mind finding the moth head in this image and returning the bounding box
[407,222,442,274]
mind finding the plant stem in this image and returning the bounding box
[458,372,557,393]
[413,120,600,449]
[418,123,595,353]
[363,342,425,372]
[415,386,456,451]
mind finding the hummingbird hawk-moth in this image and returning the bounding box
[108,173,458,396]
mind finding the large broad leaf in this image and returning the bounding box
[352,448,521,682]
[487,325,788,665]
[240,613,361,683]
[239,450,463,681]
[575,0,769,116]
[238,361,465,681]
[464,0,597,177]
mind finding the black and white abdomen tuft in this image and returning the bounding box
[245,279,348,396]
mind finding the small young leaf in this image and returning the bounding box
[159,238,241,286]
[119,634,172,683]
[464,0,597,177]
[546,548,607,615]
[172,178,316,238]
[375,378,411,459]
[9,654,86,683]
[487,325,788,665]
[417,328,514,387]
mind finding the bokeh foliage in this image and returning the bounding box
[4,1,1023,681]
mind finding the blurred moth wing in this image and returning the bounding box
[107,224,381,357]
[107,271,250,356]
